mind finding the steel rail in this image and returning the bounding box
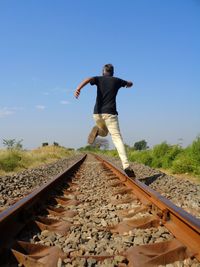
[0,154,87,257]
[94,154,200,261]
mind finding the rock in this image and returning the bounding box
[57,258,62,267]
[87,258,97,267]
[133,236,144,245]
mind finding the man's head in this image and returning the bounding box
[102,64,114,76]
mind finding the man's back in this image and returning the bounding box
[90,76,128,115]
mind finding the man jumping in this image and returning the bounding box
[74,64,136,178]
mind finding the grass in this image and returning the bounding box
[0,146,75,176]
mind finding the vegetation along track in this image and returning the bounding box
[0,154,199,267]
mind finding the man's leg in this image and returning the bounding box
[103,114,135,177]
[87,126,99,145]
[93,114,109,137]
[103,114,129,169]
[88,114,109,144]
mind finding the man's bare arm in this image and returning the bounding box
[74,77,94,98]
[126,81,133,88]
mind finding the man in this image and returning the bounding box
[74,64,136,178]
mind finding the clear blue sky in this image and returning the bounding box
[0,0,199,149]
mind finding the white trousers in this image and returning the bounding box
[93,113,130,169]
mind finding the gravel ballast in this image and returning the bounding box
[101,155,200,219]
[0,154,83,210]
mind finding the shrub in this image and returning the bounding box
[190,136,200,164]
[151,142,170,168]
[138,151,153,165]
[149,142,182,169]
[152,142,169,157]
[128,151,137,162]
[172,153,194,174]
[0,150,22,172]
[171,137,200,175]
[161,145,183,169]
[128,150,153,166]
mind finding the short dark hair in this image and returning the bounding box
[103,64,114,76]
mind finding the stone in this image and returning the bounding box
[57,258,62,267]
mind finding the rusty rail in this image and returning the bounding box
[95,154,200,261]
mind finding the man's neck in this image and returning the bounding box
[103,72,113,77]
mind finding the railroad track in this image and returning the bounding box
[0,154,199,267]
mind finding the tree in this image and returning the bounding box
[42,142,49,147]
[15,139,23,150]
[92,138,109,150]
[3,139,16,149]
[3,139,23,150]
[133,140,148,151]
[53,142,59,146]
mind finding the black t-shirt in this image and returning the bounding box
[90,76,128,115]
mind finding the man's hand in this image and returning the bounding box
[74,77,93,99]
[126,81,133,88]
[74,89,81,99]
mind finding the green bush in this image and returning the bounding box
[128,151,138,162]
[152,142,169,157]
[161,145,183,169]
[0,151,22,172]
[172,152,194,174]
[190,136,200,164]
[149,143,182,169]
[151,142,170,168]
[138,151,153,165]
[172,137,200,175]
[128,150,153,166]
